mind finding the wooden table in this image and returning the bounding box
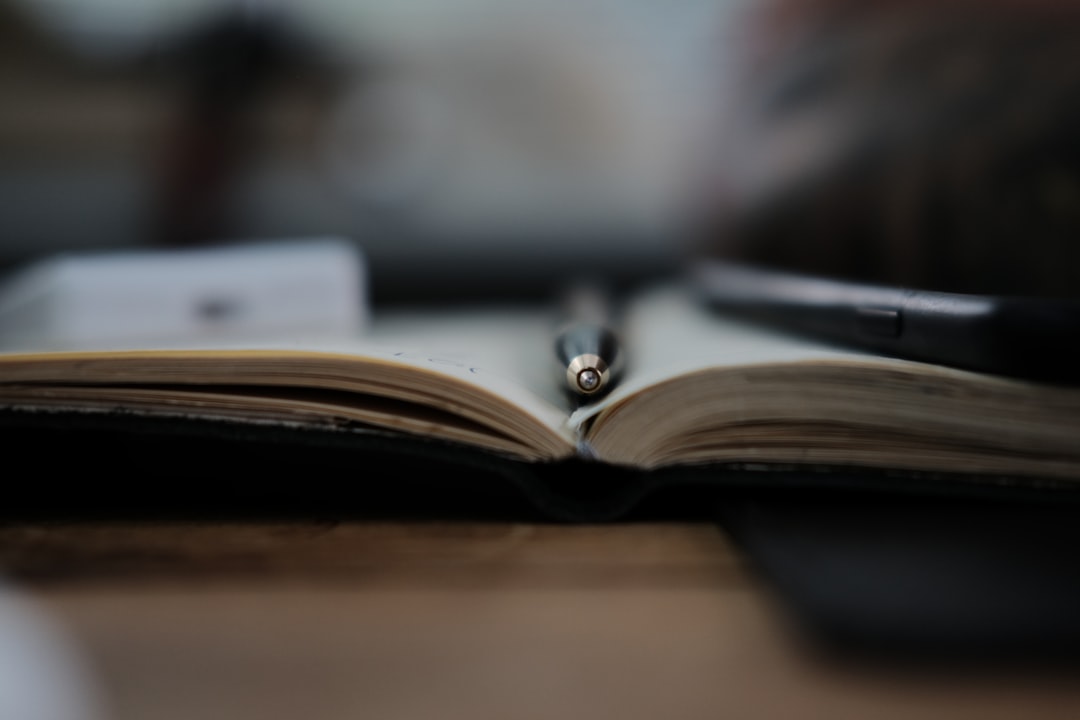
[2,518,1079,720]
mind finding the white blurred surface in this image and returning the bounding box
[0,588,105,720]
[0,238,368,351]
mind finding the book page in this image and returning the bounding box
[362,302,574,440]
[571,283,878,429]
[0,303,577,462]
[572,283,1080,478]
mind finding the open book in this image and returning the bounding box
[2,283,1080,484]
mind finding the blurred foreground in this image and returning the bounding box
[5,518,1080,720]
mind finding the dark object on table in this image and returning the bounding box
[690,258,1080,383]
[717,486,1080,666]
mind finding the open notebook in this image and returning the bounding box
[3,283,1080,488]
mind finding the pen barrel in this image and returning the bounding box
[555,324,623,396]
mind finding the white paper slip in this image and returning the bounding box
[0,237,369,351]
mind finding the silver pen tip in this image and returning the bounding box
[576,368,601,392]
[566,353,608,395]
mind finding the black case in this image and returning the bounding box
[692,261,1080,384]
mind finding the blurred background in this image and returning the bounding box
[693,0,1080,297]
[4,0,1080,309]
[0,0,741,305]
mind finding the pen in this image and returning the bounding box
[554,282,624,399]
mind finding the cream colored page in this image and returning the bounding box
[570,283,910,429]
[361,303,571,428]
[0,302,574,443]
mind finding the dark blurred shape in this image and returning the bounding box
[695,0,1080,297]
[148,5,341,247]
[718,485,1080,668]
